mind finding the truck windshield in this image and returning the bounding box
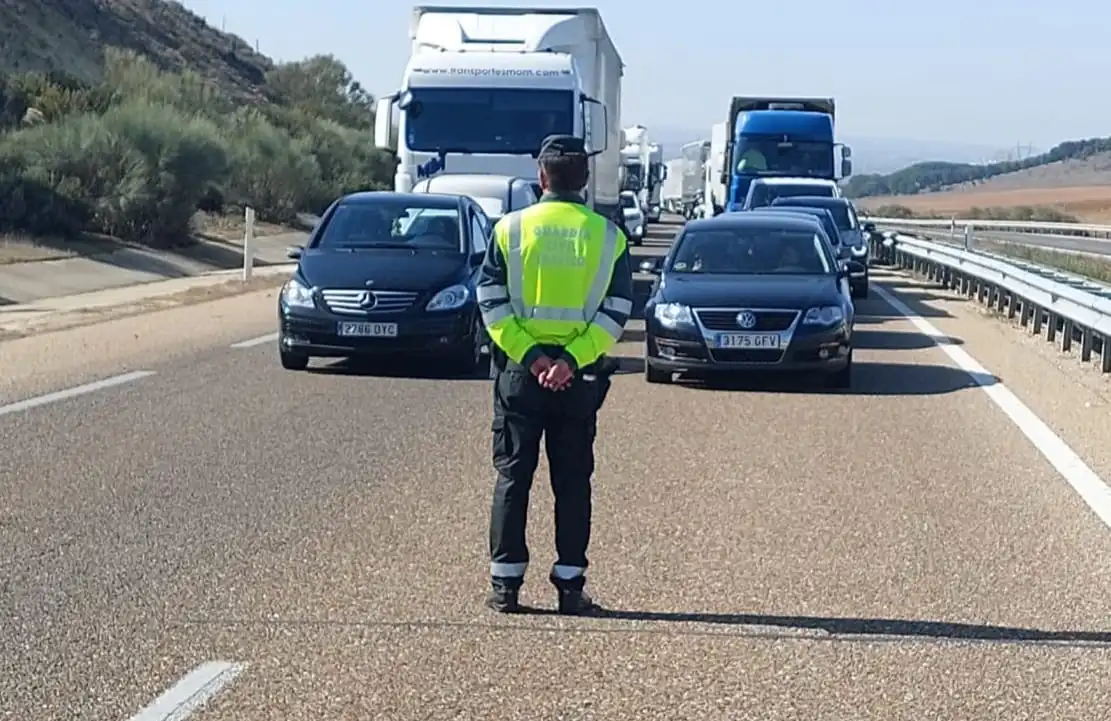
[406,88,574,155]
[622,162,643,191]
[733,136,834,178]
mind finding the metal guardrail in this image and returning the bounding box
[866,216,1111,240]
[869,231,1111,373]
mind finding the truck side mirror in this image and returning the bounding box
[374,94,397,150]
[583,97,608,156]
[840,158,852,178]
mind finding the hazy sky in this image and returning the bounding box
[180,0,1105,147]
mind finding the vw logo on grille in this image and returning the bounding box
[358,291,377,309]
[736,311,757,329]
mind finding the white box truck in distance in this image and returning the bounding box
[373,6,624,222]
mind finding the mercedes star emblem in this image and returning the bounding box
[736,311,757,329]
[359,291,377,309]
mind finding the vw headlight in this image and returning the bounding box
[850,244,868,257]
[803,306,844,326]
[426,284,470,311]
[281,278,314,309]
[654,302,693,328]
[632,224,644,236]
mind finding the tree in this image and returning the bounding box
[264,55,373,129]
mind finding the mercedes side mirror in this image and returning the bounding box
[286,245,303,260]
[863,222,876,232]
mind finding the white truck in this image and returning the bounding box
[701,122,728,217]
[618,125,667,224]
[661,158,683,214]
[373,6,624,223]
[678,139,708,218]
[645,142,665,222]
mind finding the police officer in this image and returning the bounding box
[477,134,634,615]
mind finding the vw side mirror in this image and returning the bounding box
[863,222,876,232]
[639,258,662,274]
[286,245,303,260]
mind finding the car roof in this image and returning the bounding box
[752,177,837,186]
[758,206,835,219]
[684,212,821,233]
[340,191,463,209]
[773,195,850,207]
[414,175,527,197]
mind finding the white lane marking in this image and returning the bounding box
[230,332,278,348]
[0,371,155,418]
[128,661,247,721]
[874,283,1111,530]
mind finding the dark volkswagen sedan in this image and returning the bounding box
[278,191,491,373]
[640,213,860,388]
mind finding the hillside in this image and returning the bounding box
[0,0,271,97]
[843,137,1111,199]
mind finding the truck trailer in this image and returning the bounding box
[373,6,624,222]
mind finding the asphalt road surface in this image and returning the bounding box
[4,217,1111,720]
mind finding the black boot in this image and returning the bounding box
[551,577,600,616]
[486,582,520,613]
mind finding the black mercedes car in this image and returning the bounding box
[277,191,491,373]
[640,213,861,388]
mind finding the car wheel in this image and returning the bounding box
[645,362,671,384]
[280,347,310,371]
[825,350,852,389]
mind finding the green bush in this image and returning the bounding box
[0,46,397,245]
[0,101,228,243]
[222,108,322,223]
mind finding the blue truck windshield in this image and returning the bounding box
[733,136,834,178]
[406,88,574,155]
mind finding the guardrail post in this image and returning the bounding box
[963,224,971,251]
[949,217,956,244]
[242,206,256,282]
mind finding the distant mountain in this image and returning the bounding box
[648,125,1008,175]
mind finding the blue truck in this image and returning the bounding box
[721,97,853,212]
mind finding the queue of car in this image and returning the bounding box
[275,174,871,392]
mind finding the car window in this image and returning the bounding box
[469,209,487,254]
[315,202,463,252]
[620,194,637,209]
[670,227,832,275]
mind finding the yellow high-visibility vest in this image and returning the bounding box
[480,201,628,368]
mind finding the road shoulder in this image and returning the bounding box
[872,268,1111,484]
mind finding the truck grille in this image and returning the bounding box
[695,309,798,332]
[320,289,419,316]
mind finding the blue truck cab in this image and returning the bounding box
[721,97,852,212]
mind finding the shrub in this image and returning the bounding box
[222,108,323,223]
[0,101,228,243]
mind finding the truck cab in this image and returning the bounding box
[722,97,852,212]
[373,7,621,220]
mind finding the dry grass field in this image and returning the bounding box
[857,186,1111,222]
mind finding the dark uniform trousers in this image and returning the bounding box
[489,351,606,591]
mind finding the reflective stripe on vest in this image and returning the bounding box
[502,211,619,322]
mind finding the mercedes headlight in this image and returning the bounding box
[426,284,470,311]
[850,244,868,257]
[281,278,314,309]
[803,306,844,326]
[632,224,644,236]
[654,302,693,328]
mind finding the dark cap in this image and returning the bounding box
[538,134,586,160]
